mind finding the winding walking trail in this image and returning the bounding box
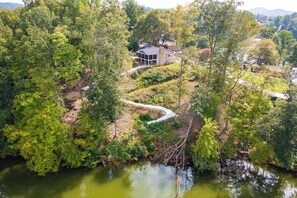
[82,64,287,126]
[228,73,289,100]
[82,65,178,125]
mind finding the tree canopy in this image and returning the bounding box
[135,9,170,46]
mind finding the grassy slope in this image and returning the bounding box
[233,68,289,93]
[124,63,196,109]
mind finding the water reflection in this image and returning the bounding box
[129,163,193,198]
[0,158,296,198]
[220,160,297,198]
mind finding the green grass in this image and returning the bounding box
[233,70,289,93]
[136,63,180,88]
[128,79,183,109]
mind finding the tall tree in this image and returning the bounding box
[257,101,297,169]
[122,0,145,31]
[192,0,259,90]
[135,9,170,46]
[274,30,296,66]
[84,0,129,138]
[249,38,278,66]
[260,26,277,39]
[169,5,195,107]
[289,45,297,66]
[122,0,145,51]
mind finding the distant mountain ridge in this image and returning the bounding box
[249,7,294,16]
[0,2,23,10]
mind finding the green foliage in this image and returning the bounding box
[128,34,139,51]
[228,89,272,151]
[190,85,221,119]
[122,0,145,30]
[192,0,259,95]
[249,38,279,66]
[197,36,209,49]
[20,6,56,30]
[172,120,182,129]
[137,65,180,88]
[168,5,195,48]
[257,101,297,169]
[87,77,122,124]
[133,113,180,151]
[192,118,219,171]
[232,69,289,93]
[268,13,297,40]
[273,30,296,66]
[0,0,130,175]
[288,45,297,65]
[51,27,83,86]
[260,26,277,39]
[73,107,108,168]
[85,0,129,127]
[135,9,170,46]
[249,141,272,164]
[129,79,182,109]
[148,122,179,147]
[103,141,131,164]
[3,89,81,175]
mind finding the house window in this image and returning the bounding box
[153,54,157,59]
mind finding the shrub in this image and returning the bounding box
[103,141,130,164]
[137,67,179,88]
[192,118,219,172]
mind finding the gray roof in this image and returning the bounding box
[137,46,160,55]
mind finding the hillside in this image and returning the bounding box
[249,7,294,16]
[0,2,23,9]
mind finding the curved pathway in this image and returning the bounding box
[228,74,288,100]
[82,65,178,125]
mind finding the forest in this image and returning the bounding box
[0,0,296,176]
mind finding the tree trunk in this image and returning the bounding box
[114,121,117,140]
[178,57,183,108]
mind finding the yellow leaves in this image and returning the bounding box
[193,118,219,162]
[3,125,29,143]
[20,142,33,154]
[74,139,87,149]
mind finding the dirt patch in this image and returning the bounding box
[109,105,163,140]
[62,70,90,125]
[174,113,201,137]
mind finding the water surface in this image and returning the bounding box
[0,158,296,198]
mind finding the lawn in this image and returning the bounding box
[233,69,289,93]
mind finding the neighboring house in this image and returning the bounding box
[136,46,175,66]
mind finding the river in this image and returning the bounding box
[0,158,296,198]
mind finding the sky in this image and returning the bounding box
[1,0,297,12]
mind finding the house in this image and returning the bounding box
[136,46,175,66]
